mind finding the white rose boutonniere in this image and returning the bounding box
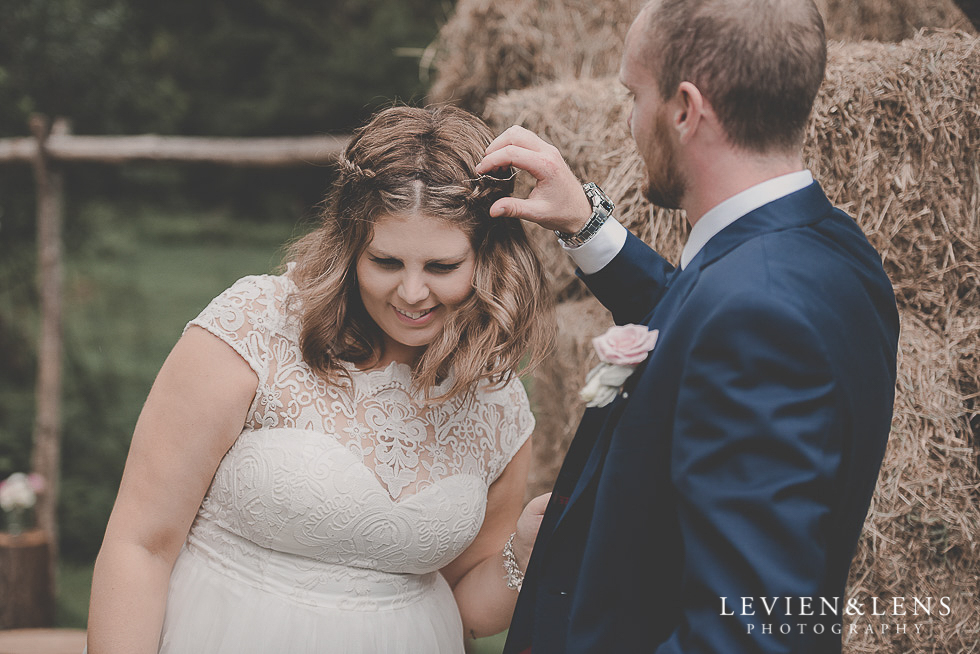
[580,324,659,408]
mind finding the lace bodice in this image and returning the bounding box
[180,269,534,581]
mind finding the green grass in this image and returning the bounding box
[0,201,301,557]
[56,560,94,628]
[67,203,298,384]
[467,631,509,654]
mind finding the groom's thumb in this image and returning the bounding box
[490,197,519,219]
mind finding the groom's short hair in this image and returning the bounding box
[643,0,827,154]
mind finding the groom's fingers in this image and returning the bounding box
[479,125,592,232]
[477,145,557,183]
[483,124,555,158]
[488,172,591,232]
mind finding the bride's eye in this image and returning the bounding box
[369,257,401,269]
[428,262,463,274]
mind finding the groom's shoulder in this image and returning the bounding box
[712,206,883,281]
[692,219,889,321]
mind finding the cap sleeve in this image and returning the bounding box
[183,274,283,388]
[486,375,536,485]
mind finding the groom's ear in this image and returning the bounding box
[673,81,705,144]
[675,81,728,149]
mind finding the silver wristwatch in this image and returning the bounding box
[555,182,615,247]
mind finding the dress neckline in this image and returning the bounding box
[342,359,455,396]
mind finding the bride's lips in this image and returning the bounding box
[391,304,439,326]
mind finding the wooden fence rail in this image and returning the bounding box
[0,133,348,166]
[0,115,348,627]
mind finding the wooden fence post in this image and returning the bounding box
[27,114,66,624]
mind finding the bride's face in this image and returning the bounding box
[355,212,476,365]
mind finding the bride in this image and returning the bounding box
[86,105,556,653]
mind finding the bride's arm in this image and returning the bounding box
[441,440,546,639]
[86,327,256,654]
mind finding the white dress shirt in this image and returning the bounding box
[563,170,814,274]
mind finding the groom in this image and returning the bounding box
[478,0,899,651]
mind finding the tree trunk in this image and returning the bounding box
[0,530,55,628]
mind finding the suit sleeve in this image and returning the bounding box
[578,230,675,325]
[655,293,843,653]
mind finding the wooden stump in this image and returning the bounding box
[0,530,55,629]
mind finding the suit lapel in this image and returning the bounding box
[547,396,629,534]
[547,264,700,538]
[527,398,622,560]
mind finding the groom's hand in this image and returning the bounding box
[477,126,592,234]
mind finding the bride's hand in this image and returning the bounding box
[512,492,552,570]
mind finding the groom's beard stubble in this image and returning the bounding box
[641,109,686,211]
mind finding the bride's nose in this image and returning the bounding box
[397,273,430,305]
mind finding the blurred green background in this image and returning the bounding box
[0,1,509,649]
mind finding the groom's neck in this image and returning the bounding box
[683,146,805,227]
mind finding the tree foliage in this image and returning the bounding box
[0,0,449,136]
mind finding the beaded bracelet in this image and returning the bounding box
[502,532,525,591]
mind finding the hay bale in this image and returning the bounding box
[843,312,980,652]
[815,0,976,42]
[809,33,980,319]
[428,0,975,113]
[486,31,980,321]
[427,0,643,113]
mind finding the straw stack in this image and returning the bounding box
[524,296,612,495]
[428,0,975,113]
[427,0,643,113]
[816,0,976,41]
[844,311,980,652]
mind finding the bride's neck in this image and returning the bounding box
[361,340,425,371]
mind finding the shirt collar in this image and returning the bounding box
[679,170,814,270]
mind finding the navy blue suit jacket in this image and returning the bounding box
[504,182,899,653]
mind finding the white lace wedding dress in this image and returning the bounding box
[156,267,534,653]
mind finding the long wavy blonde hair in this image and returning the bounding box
[285,105,555,400]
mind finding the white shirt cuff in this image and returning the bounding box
[560,217,629,275]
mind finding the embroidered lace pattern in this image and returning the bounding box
[180,269,534,589]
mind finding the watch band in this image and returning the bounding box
[555,182,615,248]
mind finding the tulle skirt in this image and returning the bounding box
[157,533,465,654]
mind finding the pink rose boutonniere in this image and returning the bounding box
[579,324,659,408]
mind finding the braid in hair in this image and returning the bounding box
[337,155,376,182]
